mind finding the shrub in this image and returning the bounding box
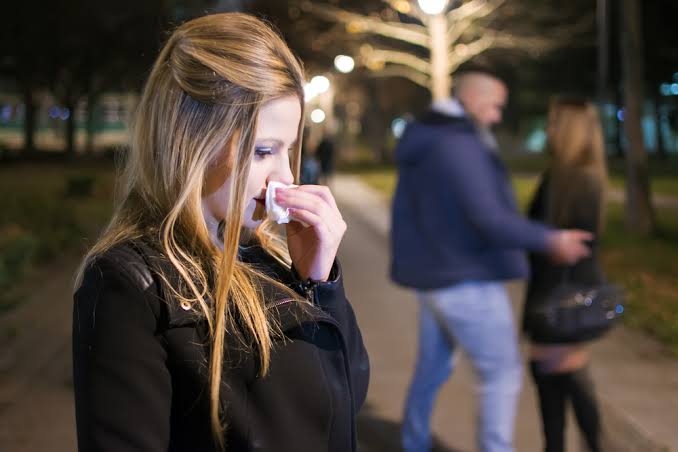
[0,225,39,290]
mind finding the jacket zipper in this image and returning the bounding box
[266,298,295,310]
[267,292,358,450]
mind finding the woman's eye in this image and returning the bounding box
[254,146,274,158]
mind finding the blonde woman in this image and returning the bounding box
[72,13,369,452]
[523,98,608,452]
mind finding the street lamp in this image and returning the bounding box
[310,75,331,94]
[417,0,448,15]
[311,108,326,124]
[334,55,355,74]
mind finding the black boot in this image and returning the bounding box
[530,361,568,452]
[567,366,602,452]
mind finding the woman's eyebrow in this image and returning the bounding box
[254,138,284,145]
[255,138,298,148]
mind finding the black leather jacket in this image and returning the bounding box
[72,241,369,452]
[522,171,606,343]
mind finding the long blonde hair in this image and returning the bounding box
[75,13,305,447]
[546,97,608,232]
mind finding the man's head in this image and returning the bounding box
[453,71,508,127]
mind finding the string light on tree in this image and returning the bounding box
[310,108,326,123]
[334,55,355,73]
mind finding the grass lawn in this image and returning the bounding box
[0,161,116,311]
[504,154,678,198]
[348,166,678,354]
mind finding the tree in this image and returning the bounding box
[301,0,593,101]
[45,0,170,158]
[619,0,655,234]
[1,0,171,157]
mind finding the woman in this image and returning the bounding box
[523,98,608,452]
[72,13,369,452]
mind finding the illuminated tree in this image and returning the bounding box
[302,0,592,101]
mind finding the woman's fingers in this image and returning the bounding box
[291,184,339,211]
[276,187,340,222]
[287,208,325,233]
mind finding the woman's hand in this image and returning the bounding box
[274,185,347,282]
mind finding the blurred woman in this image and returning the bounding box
[523,98,608,452]
[72,13,368,452]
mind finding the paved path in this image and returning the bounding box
[0,253,78,452]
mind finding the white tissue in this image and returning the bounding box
[265,181,296,224]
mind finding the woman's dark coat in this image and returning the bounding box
[72,240,369,452]
[523,171,606,343]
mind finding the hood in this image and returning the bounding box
[394,104,473,165]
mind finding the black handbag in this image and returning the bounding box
[527,270,625,343]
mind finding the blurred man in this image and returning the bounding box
[316,135,336,186]
[390,71,592,452]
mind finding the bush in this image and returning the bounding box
[65,175,96,198]
[0,193,83,261]
[0,225,39,290]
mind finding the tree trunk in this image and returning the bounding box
[429,13,450,102]
[21,83,36,155]
[85,92,98,155]
[64,97,77,159]
[614,87,624,157]
[620,0,655,234]
[653,93,666,159]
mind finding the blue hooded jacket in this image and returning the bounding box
[390,109,552,289]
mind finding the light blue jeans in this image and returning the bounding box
[402,281,522,452]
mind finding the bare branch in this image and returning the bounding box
[447,0,505,24]
[381,0,430,24]
[367,65,430,90]
[302,2,430,48]
[362,45,431,74]
[446,0,505,45]
[472,14,595,56]
[448,34,495,71]
[485,31,558,57]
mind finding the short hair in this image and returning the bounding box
[452,69,505,98]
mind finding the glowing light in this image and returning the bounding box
[660,83,672,96]
[393,0,411,14]
[334,55,355,74]
[304,83,319,102]
[310,75,330,94]
[1,105,12,122]
[671,83,678,95]
[417,0,448,15]
[48,106,60,119]
[310,108,326,123]
[366,59,385,71]
[391,117,408,139]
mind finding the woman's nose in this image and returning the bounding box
[272,155,295,186]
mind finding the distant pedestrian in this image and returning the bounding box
[300,150,321,185]
[523,97,609,452]
[390,70,593,452]
[316,135,336,185]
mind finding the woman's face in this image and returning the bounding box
[203,95,301,234]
